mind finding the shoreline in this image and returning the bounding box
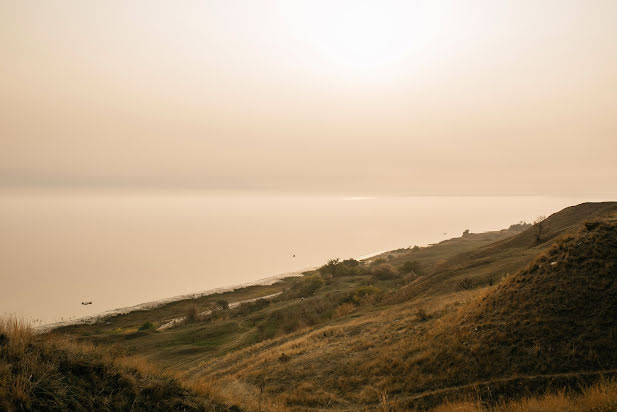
[38,248,395,332]
[37,267,311,332]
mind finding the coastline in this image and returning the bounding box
[37,247,395,332]
[37,267,311,332]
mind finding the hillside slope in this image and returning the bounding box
[49,201,617,411]
[185,204,617,410]
[390,201,617,302]
[447,216,617,377]
[0,318,230,411]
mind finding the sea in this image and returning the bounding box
[0,190,603,325]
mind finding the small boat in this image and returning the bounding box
[81,301,92,305]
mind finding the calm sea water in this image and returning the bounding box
[0,191,599,324]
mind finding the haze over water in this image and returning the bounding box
[0,191,601,324]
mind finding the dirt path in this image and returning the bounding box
[157,292,282,331]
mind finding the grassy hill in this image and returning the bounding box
[29,201,617,410]
[0,317,236,411]
[393,213,617,409]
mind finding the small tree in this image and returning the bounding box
[533,216,549,243]
[319,258,341,276]
[186,304,200,322]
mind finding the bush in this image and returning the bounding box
[235,298,270,317]
[354,285,380,298]
[456,277,474,290]
[371,258,387,265]
[342,258,360,267]
[372,264,398,280]
[319,258,364,277]
[399,260,422,275]
[138,321,155,331]
[304,274,324,294]
[284,274,324,299]
[342,286,383,306]
[319,258,341,275]
[416,308,430,321]
[334,303,356,318]
[185,305,200,323]
[352,286,382,304]
[216,299,229,310]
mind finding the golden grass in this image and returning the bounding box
[437,378,617,412]
[184,290,483,410]
[189,376,291,412]
[0,316,225,411]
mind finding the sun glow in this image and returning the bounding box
[289,1,441,77]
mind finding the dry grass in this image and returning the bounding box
[180,216,617,410]
[437,378,617,412]
[0,316,229,411]
[189,376,290,412]
[188,291,479,410]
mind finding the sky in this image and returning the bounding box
[1,0,616,196]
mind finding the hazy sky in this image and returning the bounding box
[1,1,616,195]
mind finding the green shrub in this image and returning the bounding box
[235,298,270,317]
[284,273,325,299]
[319,258,364,277]
[399,260,423,275]
[354,285,380,298]
[138,321,155,331]
[372,263,398,280]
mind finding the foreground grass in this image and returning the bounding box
[435,378,617,412]
[0,317,230,411]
